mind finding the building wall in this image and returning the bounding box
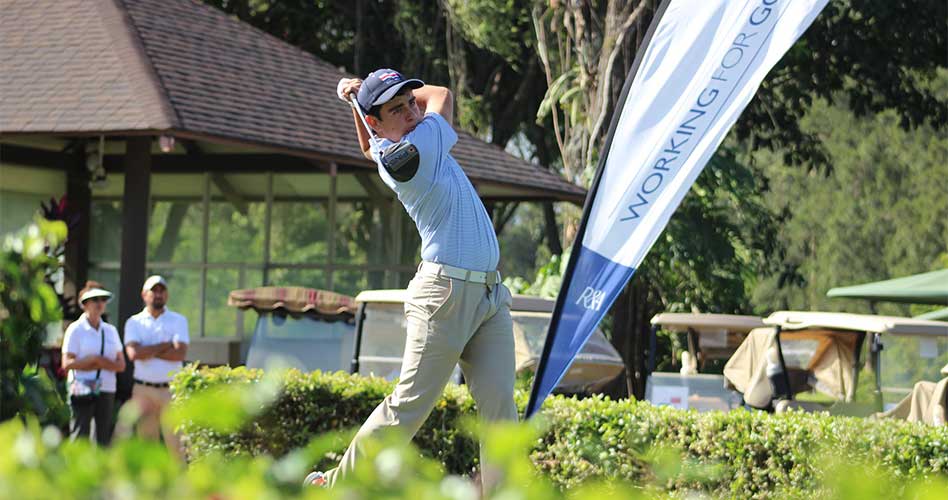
[0,164,66,235]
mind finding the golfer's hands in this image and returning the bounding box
[337,78,362,103]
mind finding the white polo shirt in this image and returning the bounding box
[124,307,190,383]
[62,313,123,393]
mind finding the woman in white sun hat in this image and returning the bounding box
[61,280,125,445]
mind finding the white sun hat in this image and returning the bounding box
[80,288,113,303]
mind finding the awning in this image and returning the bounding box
[827,269,948,306]
[228,287,356,316]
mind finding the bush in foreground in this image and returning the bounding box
[3,368,947,500]
[171,365,948,498]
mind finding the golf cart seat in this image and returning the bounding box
[723,327,856,410]
[877,363,948,426]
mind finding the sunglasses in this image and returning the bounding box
[83,297,109,304]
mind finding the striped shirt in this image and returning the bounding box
[372,112,500,271]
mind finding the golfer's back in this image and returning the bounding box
[373,112,499,272]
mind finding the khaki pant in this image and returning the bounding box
[129,383,183,459]
[325,265,518,489]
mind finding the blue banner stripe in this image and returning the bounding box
[529,247,635,410]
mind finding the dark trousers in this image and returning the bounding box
[70,392,115,446]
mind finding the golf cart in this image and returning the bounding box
[878,362,947,426]
[228,287,358,372]
[646,313,766,412]
[351,290,625,394]
[724,311,948,416]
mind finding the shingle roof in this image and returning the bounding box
[0,0,171,132]
[0,0,584,201]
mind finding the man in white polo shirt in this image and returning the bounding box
[124,275,189,457]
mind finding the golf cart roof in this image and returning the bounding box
[650,313,765,334]
[355,289,555,313]
[764,311,948,337]
[228,287,356,316]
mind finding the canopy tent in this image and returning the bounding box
[827,269,948,306]
[228,287,357,317]
[916,307,948,322]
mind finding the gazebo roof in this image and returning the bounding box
[0,0,584,202]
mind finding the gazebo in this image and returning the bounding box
[0,0,583,358]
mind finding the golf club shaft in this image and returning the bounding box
[349,93,376,139]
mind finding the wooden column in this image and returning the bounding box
[63,141,90,320]
[116,137,152,400]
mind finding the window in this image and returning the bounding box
[881,335,948,405]
[89,172,418,337]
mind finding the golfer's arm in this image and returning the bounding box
[351,108,373,161]
[414,86,453,124]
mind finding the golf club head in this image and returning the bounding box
[381,142,420,182]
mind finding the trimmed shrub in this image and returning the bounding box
[172,365,482,474]
[172,365,948,497]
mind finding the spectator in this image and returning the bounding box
[62,281,125,445]
[124,275,189,458]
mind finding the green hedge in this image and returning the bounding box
[172,365,948,498]
[172,365,482,475]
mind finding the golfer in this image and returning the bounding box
[306,69,517,488]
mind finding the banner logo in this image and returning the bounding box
[576,286,606,311]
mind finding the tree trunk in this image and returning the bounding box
[152,203,189,262]
[542,201,563,256]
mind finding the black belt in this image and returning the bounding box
[134,379,170,388]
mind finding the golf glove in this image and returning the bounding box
[337,78,359,103]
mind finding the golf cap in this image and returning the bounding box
[357,69,424,113]
[142,275,168,292]
[79,288,112,304]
